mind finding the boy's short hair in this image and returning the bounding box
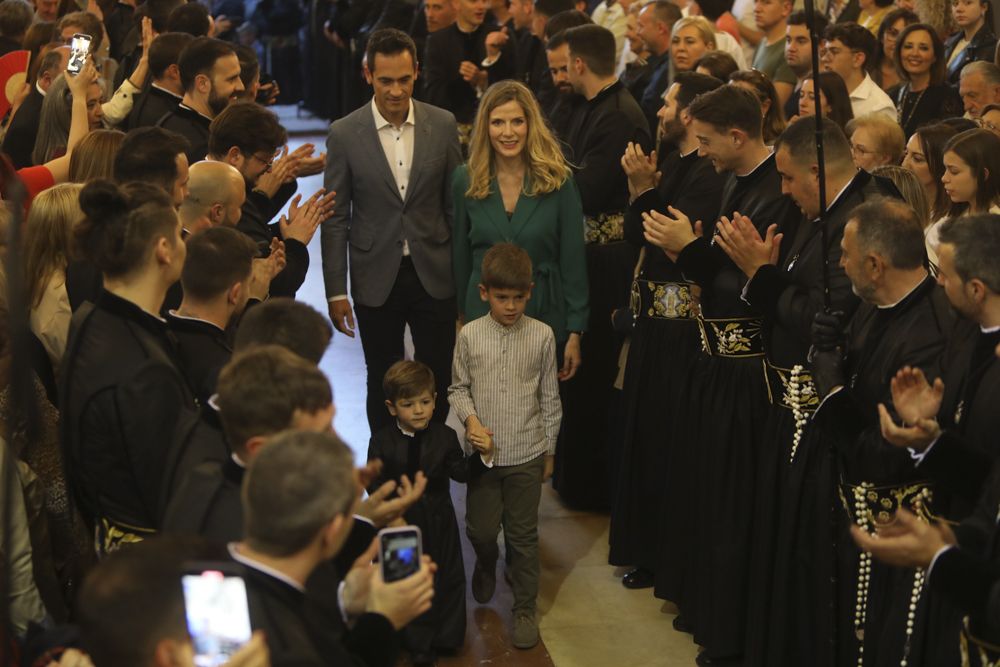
[233,298,333,363]
[383,360,436,402]
[481,242,533,291]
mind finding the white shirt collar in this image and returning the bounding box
[396,420,416,437]
[168,309,226,332]
[152,82,183,99]
[228,544,305,592]
[36,81,46,97]
[982,324,1000,333]
[371,97,415,130]
[849,73,875,100]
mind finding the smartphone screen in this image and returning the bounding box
[379,528,422,583]
[181,569,253,667]
[67,33,92,75]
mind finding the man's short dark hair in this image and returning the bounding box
[543,9,591,40]
[675,71,725,110]
[645,0,682,28]
[166,1,211,36]
[563,24,616,77]
[57,11,105,53]
[77,539,197,666]
[243,430,356,557]
[788,8,828,32]
[687,84,763,139]
[149,32,195,80]
[824,22,877,69]
[849,199,926,270]
[365,28,417,73]
[208,101,287,159]
[0,0,32,37]
[693,50,738,81]
[35,47,65,82]
[938,214,1000,293]
[234,43,260,90]
[481,242,533,291]
[217,345,334,454]
[233,298,333,364]
[114,126,191,192]
[534,0,575,20]
[142,0,186,33]
[177,36,236,92]
[774,115,853,172]
[181,226,256,301]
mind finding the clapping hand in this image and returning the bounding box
[357,472,428,528]
[641,206,700,259]
[621,142,659,198]
[714,212,782,279]
[877,366,944,452]
[279,188,336,245]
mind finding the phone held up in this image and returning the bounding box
[378,526,423,583]
[181,563,254,667]
[66,33,92,75]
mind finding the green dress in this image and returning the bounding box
[451,165,589,342]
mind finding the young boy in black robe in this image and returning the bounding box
[367,360,476,666]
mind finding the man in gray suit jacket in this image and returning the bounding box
[322,28,462,432]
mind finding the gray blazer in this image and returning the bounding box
[321,99,462,308]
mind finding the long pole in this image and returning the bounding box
[805,0,831,309]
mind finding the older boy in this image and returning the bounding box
[448,243,561,650]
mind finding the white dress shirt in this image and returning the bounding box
[849,73,896,120]
[372,97,415,256]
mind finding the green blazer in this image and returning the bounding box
[452,165,589,342]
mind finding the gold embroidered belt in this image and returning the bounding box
[698,316,765,358]
[585,212,626,244]
[631,279,699,320]
[841,481,935,527]
[764,360,819,412]
[962,616,1000,667]
[96,516,155,558]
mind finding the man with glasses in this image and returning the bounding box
[208,102,335,298]
[157,36,245,163]
[959,61,1000,119]
[821,22,896,119]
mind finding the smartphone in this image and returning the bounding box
[66,33,92,75]
[378,526,423,583]
[181,564,253,667]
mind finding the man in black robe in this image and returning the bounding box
[125,32,191,130]
[809,199,954,667]
[235,429,439,667]
[2,47,68,168]
[551,24,649,510]
[706,116,897,667]
[156,36,244,163]
[422,0,515,132]
[638,83,798,663]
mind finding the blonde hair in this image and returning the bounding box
[871,165,931,228]
[672,16,718,48]
[465,80,571,200]
[846,112,906,165]
[23,183,84,308]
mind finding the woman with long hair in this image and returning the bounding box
[730,68,787,143]
[32,73,104,166]
[23,183,83,374]
[874,8,919,89]
[944,0,996,85]
[941,128,1000,217]
[68,129,125,183]
[453,80,587,370]
[902,123,953,223]
[796,71,854,131]
[59,179,196,555]
[887,23,964,137]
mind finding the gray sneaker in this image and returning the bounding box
[512,611,539,649]
[471,558,496,603]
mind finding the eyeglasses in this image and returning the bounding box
[248,151,277,172]
[850,142,876,156]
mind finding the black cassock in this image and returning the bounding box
[813,276,954,667]
[743,170,899,667]
[367,422,468,653]
[125,85,181,131]
[608,148,726,570]
[555,81,650,510]
[166,313,233,408]
[654,154,797,659]
[237,182,309,299]
[155,104,211,164]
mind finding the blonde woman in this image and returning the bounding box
[23,183,84,373]
[671,16,718,72]
[846,112,906,172]
[871,164,931,227]
[453,80,588,376]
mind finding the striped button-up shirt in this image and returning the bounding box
[448,314,562,467]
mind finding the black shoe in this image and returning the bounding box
[472,558,496,603]
[621,568,654,589]
[411,650,436,666]
[672,615,693,634]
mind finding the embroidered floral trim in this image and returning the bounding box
[584,212,626,244]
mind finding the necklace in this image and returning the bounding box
[897,84,927,130]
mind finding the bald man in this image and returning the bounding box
[179,160,246,234]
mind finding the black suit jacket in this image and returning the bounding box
[3,87,43,168]
[156,104,211,163]
[127,84,182,130]
[166,312,233,407]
